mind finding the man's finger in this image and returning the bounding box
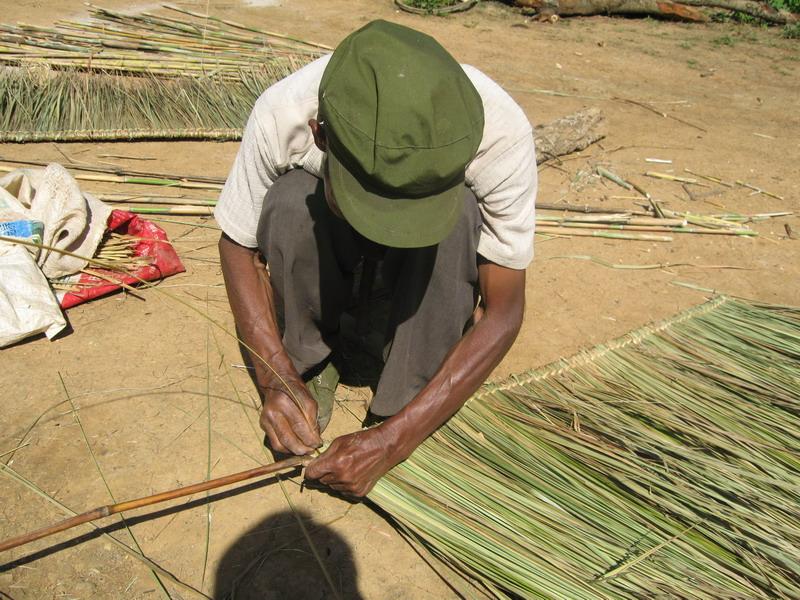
[276,389,321,447]
[262,421,290,455]
[273,413,315,455]
[304,453,332,480]
[289,412,322,448]
[319,473,340,486]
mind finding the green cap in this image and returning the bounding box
[319,20,484,248]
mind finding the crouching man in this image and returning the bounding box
[217,20,536,497]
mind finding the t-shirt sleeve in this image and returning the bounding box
[473,132,537,270]
[214,55,328,248]
[214,108,278,249]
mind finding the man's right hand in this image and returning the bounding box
[260,380,322,455]
[219,233,323,457]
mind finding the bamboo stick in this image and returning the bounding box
[597,166,633,191]
[537,202,647,215]
[535,226,673,241]
[0,128,243,143]
[683,168,734,187]
[0,456,310,553]
[646,171,710,186]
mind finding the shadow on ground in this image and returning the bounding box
[213,509,363,600]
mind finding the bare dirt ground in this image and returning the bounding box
[1,0,798,598]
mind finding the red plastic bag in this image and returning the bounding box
[58,210,186,309]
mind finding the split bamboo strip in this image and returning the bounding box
[96,195,217,207]
[370,297,800,599]
[537,214,687,227]
[0,156,225,184]
[683,168,734,187]
[0,127,243,143]
[710,211,792,222]
[0,165,221,190]
[112,206,215,216]
[536,221,757,236]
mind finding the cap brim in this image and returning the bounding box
[327,150,463,248]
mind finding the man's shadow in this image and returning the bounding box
[213,508,363,600]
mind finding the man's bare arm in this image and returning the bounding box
[305,260,525,496]
[218,233,321,454]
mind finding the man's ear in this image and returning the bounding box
[309,119,327,152]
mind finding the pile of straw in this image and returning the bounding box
[0,6,329,141]
[370,297,800,598]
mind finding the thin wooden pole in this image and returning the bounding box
[0,455,310,553]
[0,156,226,185]
[112,206,215,216]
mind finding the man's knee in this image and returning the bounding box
[256,170,324,258]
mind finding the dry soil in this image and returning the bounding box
[1,0,798,598]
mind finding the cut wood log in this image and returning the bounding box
[534,108,606,165]
[513,0,796,23]
[677,0,796,23]
[549,0,707,20]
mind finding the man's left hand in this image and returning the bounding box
[304,426,399,497]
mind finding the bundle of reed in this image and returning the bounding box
[0,5,329,79]
[370,297,800,599]
[91,232,153,271]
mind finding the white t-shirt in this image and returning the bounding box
[216,55,537,269]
